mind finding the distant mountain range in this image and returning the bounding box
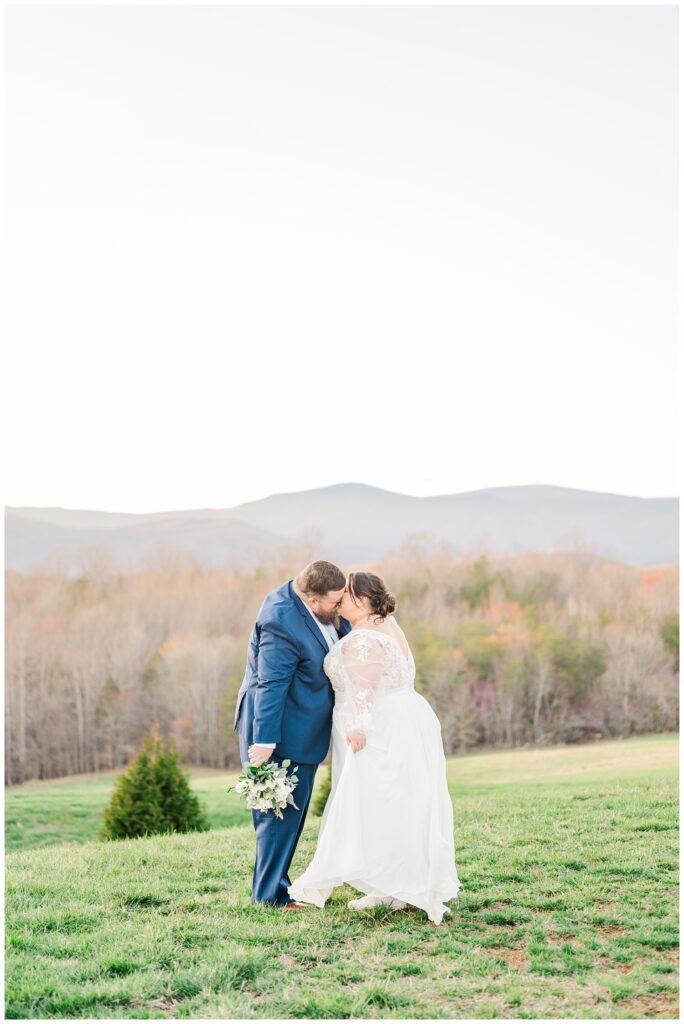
[4,483,678,573]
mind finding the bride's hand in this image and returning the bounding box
[346,730,366,753]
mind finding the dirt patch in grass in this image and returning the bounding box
[595,954,639,975]
[489,944,527,968]
[546,932,579,945]
[130,996,181,1017]
[597,924,629,936]
[615,992,679,1018]
[462,975,615,1019]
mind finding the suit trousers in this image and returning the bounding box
[239,737,319,905]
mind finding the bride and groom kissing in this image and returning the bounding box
[233,560,461,926]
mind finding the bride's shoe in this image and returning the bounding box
[348,895,407,911]
[348,894,381,909]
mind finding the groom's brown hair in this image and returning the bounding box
[295,560,346,596]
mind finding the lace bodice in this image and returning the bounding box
[323,623,415,736]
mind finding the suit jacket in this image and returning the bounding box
[234,579,352,765]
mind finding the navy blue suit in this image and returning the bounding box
[234,579,352,905]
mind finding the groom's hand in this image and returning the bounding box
[346,730,367,754]
[248,744,274,767]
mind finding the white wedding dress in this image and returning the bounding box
[288,619,462,925]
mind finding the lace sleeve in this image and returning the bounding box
[339,632,387,736]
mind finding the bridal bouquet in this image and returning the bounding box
[227,759,300,819]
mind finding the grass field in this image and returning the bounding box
[5,734,679,1019]
[5,766,253,854]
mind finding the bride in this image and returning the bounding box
[288,571,462,926]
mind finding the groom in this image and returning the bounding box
[233,560,351,909]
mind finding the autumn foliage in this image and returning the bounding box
[5,543,679,784]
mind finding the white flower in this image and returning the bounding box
[230,760,300,818]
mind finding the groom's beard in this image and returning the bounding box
[316,609,341,629]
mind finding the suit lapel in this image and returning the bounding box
[304,612,331,655]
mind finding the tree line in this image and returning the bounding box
[5,542,679,784]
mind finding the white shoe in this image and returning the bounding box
[348,895,407,911]
[348,894,380,909]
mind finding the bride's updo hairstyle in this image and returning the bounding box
[347,571,397,623]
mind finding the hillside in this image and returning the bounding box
[6,482,678,572]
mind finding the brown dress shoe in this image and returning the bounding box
[278,900,309,910]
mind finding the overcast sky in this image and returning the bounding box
[4,4,678,512]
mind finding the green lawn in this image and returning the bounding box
[5,734,679,1019]
[5,767,253,854]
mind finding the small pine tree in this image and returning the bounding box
[101,746,163,840]
[311,763,332,817]
[101,723,209,840]
[155,745,210,834]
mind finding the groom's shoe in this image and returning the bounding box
[278,900,309,911]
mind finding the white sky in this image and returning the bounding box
[4,4,679,512]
